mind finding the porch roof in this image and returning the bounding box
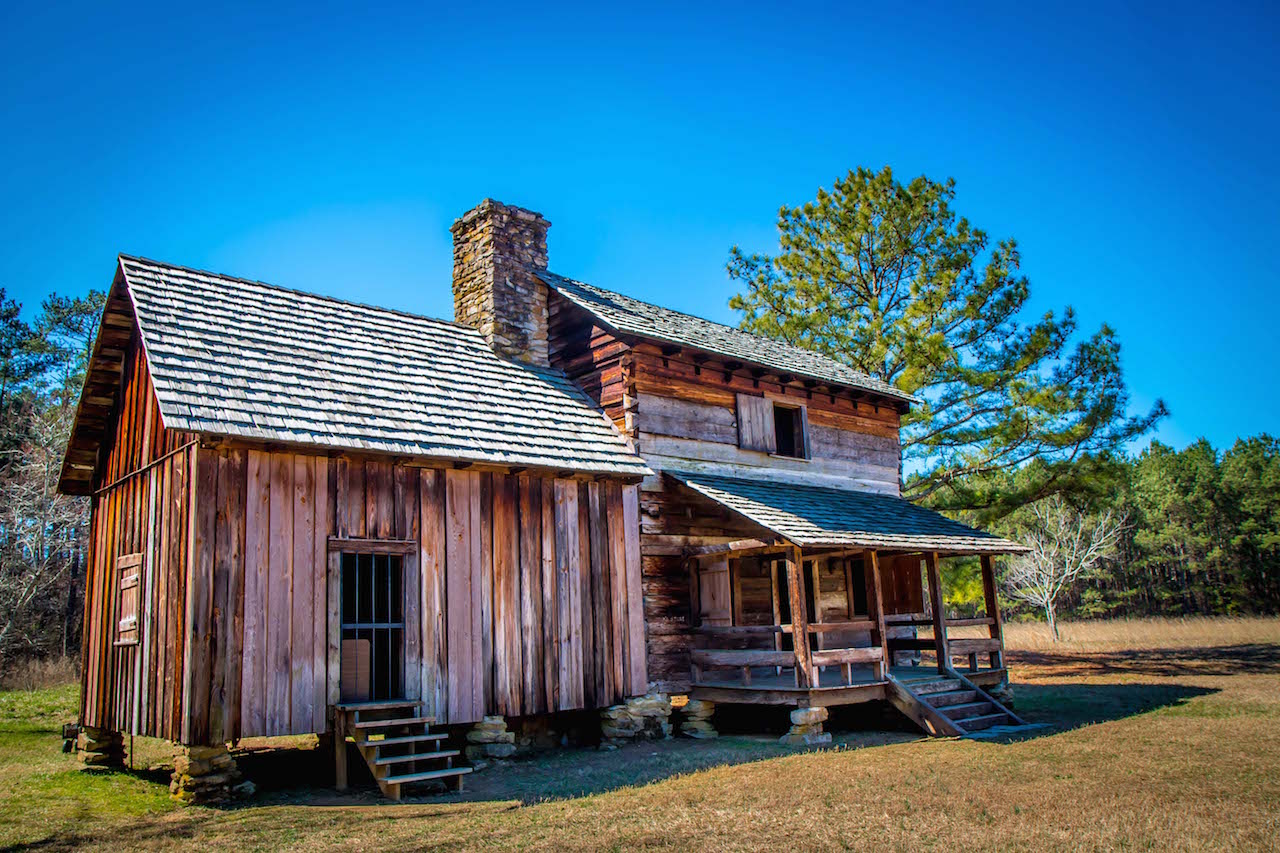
[666,470,1028,555]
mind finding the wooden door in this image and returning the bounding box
[698,557,732,627]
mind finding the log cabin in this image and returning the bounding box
[61,199,1028,800]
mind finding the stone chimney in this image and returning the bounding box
[451,199,551,365]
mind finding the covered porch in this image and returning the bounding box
[669,471,1028,731]
[685,543,1008,702]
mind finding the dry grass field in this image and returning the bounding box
[1002,615,1280,652]
[1,616,1277,851]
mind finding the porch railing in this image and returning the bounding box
[691,621,886,688]
[689,644,885,688]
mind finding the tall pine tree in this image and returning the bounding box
[728,166,1164,516]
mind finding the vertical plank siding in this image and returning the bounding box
[176,451,646,742]
[194,447,330,743]
[80,334,195,741]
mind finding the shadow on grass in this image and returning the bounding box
[231,727,921,808]
[1002,680,1216,739]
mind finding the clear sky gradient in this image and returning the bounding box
[2,2,1276,451]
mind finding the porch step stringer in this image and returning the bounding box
[885,675,965,737]
[335,701,471,800]
[887,670,1026,737]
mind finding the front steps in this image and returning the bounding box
[335,701,471,800]
[888,671,1027,737]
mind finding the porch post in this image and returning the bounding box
[980,554,1005,670]
[784,545,814,688]
[867,550,888,681]
[333,710,347,791]
[769,560,783,674]
[924,552,949,673]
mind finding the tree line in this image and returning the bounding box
[0,287,104,670]
[1061,438,1279,618]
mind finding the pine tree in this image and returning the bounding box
[728,167,1165,516]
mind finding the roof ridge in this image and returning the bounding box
[118,253,478,336]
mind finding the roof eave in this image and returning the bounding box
[182,429,654,482]
[56,260,134,496]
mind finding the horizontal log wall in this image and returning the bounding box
[640,476,771,691]
[548,296,631,434]
[627,342,904,691]
[184,449,646,744]
[81,333,195,740]
[631,344,902,494]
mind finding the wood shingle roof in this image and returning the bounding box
[539,270,918,406]
[667,470,1027,554]
[93,256,651,479]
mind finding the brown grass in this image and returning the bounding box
[0,655,78,691]
[1002,616,1280,653]
[1,618,1277,850]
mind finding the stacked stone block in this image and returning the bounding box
[451,199,551,365]
[77,726,124,768]
[678,700,719,739]
[466,716,517,766]
[599,693,673,747]
[169,745,254,804]
[988,681,1015,708]
[779,707,832,746]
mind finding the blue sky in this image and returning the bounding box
[1,1,1276,451]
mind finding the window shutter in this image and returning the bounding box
[116,552,142,646]
[736,393,776,453]
[797,404,811,459]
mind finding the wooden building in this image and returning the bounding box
[62,199,1027,798]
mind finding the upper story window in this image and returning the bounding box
[737,394,810,459]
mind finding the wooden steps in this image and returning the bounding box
[939,700,994,720]
[334,701,469,800]
[923,689,979,707]
[383,766,475,786]
[352,715,436,729]
[955,713,1008,732]
[887,670,1027,737]
[336,699,427,711]
[374,748,461,766]
[366,732,449,747]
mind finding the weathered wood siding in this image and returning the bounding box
[81,334,196,740]
[640,477,771,690]
[879,554,925,616]
[182,451,646,744]
[548,296,631,434]
[547,296,907,692]
[628,355,901,689]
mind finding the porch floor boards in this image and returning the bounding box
[689,664,1007,708]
